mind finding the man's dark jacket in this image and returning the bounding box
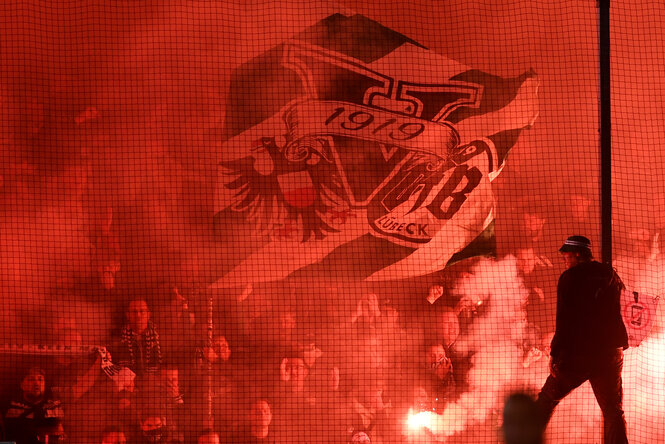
[550,261,628,360]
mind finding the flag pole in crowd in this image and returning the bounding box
[206,287,215,430]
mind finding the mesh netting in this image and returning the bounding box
[0,1,663,443]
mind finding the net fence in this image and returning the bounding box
[0,1,663,443]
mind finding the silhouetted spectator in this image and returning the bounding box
[502,393,544,444]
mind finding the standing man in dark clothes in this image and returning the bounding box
[536,236,629,444]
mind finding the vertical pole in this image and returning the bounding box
[206,289,214,428]
[599,0,612,264]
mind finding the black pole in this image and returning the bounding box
[599,0,612,264]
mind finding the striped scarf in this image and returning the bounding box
[120,322,162,374]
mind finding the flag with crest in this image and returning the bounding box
[211,13,539,288]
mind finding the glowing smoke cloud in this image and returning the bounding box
[619,252,665,444]
[416,257,549,441]
[412,254,665,443]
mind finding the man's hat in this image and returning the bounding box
[559,235,591,253]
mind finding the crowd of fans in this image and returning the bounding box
[0,257,556,444]
[0,198,559,444]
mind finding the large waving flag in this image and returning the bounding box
[211,13,538,288]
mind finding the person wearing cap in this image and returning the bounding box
[4,367,65,444]
[536,236,629,444]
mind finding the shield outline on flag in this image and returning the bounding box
[280,41,483,208]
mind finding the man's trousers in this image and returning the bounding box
[536,348,628,444]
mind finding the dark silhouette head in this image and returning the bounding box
[502,393,545,444]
